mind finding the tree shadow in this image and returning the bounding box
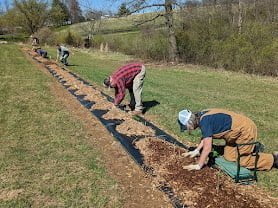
[142,100,160,114]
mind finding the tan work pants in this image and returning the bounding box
[223,124,273,170]
[129,65,146,111]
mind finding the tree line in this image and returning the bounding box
[0,0,84,34]
[0,0,277,76]
[93,0,277,76]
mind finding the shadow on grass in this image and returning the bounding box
[143,100,160,114]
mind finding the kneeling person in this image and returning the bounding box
[178,108,277,171]
[37,49,48,58]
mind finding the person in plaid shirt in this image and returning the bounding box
[103,62,146,115]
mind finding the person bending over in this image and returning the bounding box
[56,44,70,66]
[103,63,146,115]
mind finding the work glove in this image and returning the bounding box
[183,164,201,171]
[182,149,200,158]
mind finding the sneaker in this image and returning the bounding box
[129,110,142,116]
[273,152,278,168]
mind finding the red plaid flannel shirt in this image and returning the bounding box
[110,63,143,105]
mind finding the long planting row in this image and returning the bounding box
[25,48,277,208]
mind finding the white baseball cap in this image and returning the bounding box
[178,109,192,132]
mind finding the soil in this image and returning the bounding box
[0,189,24,201]
[24,48,278,208]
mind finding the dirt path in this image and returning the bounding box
[23,49,172,208]
[24,48,278,208]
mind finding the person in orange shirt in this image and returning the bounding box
[178,108,277,171]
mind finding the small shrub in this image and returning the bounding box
[176,20,277,76]
[139,31,168,60]
[34,27,57,46]
[64,31,75,45]
[57,30,83,47]
[91,30,168,61]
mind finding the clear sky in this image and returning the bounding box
[0,0,167,14]
[77,0,161,13]
[79,0,122,12]
[0,0,123,12]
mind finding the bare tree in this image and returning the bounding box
[111,0,187,62]
[238,0,243,34]
[68,0,84,23]
[81,11,102,39]
[14,0,48,34]
[78,0,103,45]
[164,0,178,62]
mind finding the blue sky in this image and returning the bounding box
[79,0,122,12]
[0,0,166,13]
[0,0,123,12]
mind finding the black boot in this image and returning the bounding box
[273,152,278,168]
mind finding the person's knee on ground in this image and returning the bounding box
[273,152,278,168]
[42,52,48,58]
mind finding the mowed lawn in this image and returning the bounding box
[0,44,121,207]
[46,46,278,196]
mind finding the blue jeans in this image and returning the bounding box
[60,52,69,65]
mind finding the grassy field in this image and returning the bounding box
[45,46,278,196]
[0,44,121,207]
[64,13,164,36]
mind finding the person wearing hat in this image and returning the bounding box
[56,44,70,65]
[178,108,277,171]
[31,36,40,51]
[103,62,146,115]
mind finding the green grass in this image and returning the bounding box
[60,12,165,37]
[0,44,122,207]
[0,34,28,42]
[45,46,278,196]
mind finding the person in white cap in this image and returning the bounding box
[178,108,277,171]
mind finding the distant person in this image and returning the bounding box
[56,44,69,65]
[103,63,146,115]
[178,108,277,171]
[84,36,91,48]
[36,48,48,58]
[31,35,40,51]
